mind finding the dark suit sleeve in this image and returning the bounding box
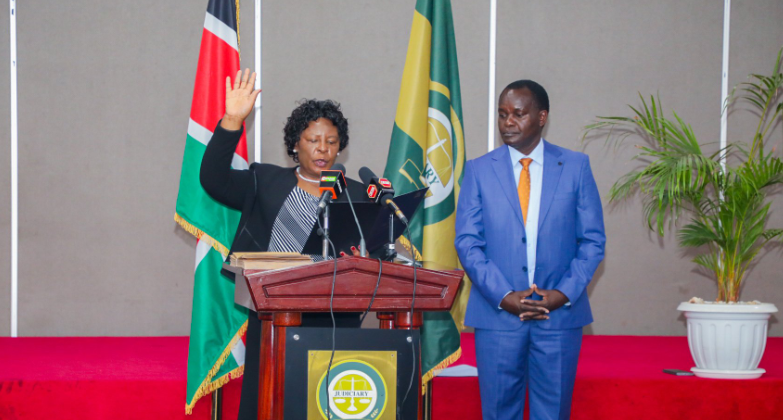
[554,156,606,303]
[200,121,254,210]
[455,160,515,308]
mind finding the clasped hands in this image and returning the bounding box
[500,285,569,321]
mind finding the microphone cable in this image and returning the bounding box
[397,221,418,420]
[237,169,263,251]
[316,214,339,420]
[316,168,367,420]
[319,172,417,419]
[343,187,367,257]
[343,182,384,326]
[360,258,383,324]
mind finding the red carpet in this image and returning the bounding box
[0,337,240,420]
[1,335,781,419]
[433,334,783,420]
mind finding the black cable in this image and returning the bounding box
[238,170,263,250]
[397,222,418,420]
[316,214,339,420]
[360,258,383,324]
[315,185,367,419]
[343,187,367,256]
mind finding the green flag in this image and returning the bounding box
[383,0,470,386]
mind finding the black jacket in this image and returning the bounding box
[200,122,366,420]
[200,121,369,255]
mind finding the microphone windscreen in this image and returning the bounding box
[358,166,377,185]
[331,163,346,174]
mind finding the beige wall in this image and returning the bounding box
[498,0,728,335]
[0,0,10,336]
[727,0,783,333]
[3,0,781,337]
[14,1,209,335]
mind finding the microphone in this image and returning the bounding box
[358,167,409,225]
[316,163,347,259]
[316,163,347,215]
[318,163,346,207]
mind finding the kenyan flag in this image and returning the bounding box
[174,0,249,413]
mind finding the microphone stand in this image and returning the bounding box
[321,203,330,259]
[384,213,397,261]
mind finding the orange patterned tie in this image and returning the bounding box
[518,158,533,225]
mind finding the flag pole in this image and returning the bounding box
[254,0,262,163]
[487,0,497,153]
[720,0,730,173]
[211,388,223,420]
[10,0,19,338]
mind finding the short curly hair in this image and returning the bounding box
[283,99,349,163]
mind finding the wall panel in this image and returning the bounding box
[728,0,783,335]
[17,1,206,335]
[496,0,726,336]
[1,2,12,336]
[7,0,782,336]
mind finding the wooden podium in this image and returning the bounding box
[227,255,463,420]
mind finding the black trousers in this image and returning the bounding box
[236,310,362,420]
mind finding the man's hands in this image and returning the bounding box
[527,285,569,312]
[220,69,261,131]
[500,289,549,321]
[501,285,570,321]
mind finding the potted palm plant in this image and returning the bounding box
[585,49,783,379]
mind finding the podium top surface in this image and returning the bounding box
[232,256,464,313]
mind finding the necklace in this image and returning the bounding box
[296,166,320,184]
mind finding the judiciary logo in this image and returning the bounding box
[422,107,455,209]
[316,360,388,420]
[396,107,455,214]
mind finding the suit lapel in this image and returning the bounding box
[538,140,563,230]
[491,146,525,227]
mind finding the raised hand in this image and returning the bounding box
[221,68,261,131]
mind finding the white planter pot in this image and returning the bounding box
[677,301,778,379]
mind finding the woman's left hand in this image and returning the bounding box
[339,246,363,257]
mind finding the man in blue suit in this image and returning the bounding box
[455,80,606,420]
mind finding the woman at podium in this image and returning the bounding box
[200,68,366,420]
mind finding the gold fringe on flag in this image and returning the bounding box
[174,213,230,258]
[420,346,462,394]
[209,364,245,390]
[185,320,249,415]
[235,0,240,59]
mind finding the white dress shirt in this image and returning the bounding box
[498,140,545,309]
[499,140,570,309]
[508,140,544,287]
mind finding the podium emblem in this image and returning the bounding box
[315,359,390,420]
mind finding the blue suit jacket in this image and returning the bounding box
[455,141,606,331]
